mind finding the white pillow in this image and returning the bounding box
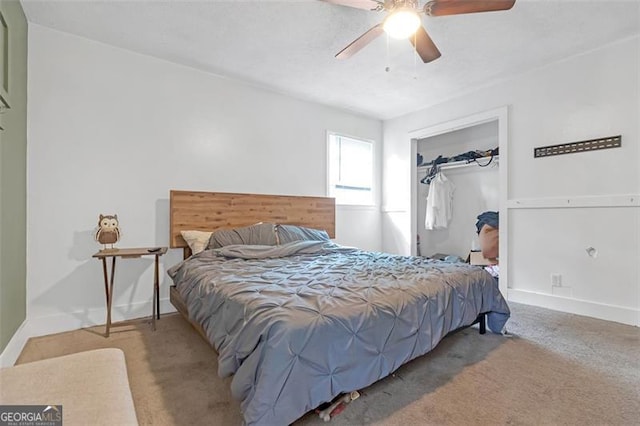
[180,230,213,255]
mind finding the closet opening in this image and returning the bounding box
[409,107,508,295]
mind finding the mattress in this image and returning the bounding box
[168,241,510,425]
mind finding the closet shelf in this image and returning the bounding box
[417,155,499,171]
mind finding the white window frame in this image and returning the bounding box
[326,131,376,207]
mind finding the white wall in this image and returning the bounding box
[382,36,640,326]
[416,122,499,259]
[26,25,382,335]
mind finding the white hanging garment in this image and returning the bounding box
[425,183,436,230]
[424,172,455,230]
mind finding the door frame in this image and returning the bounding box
[409,106,509,295]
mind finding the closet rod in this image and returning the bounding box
[417,155,499,171]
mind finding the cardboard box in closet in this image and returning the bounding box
[468,251,498,266]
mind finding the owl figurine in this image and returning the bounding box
[95,214,121,251]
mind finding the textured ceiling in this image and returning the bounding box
[21,0,640,119]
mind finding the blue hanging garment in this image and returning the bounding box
[475,211,499,233]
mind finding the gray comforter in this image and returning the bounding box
[168,242,510,425]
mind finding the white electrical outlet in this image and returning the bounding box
[551,273,562,287]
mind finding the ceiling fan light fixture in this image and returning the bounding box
[383,9,421,39]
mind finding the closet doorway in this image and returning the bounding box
[409,107,509,295]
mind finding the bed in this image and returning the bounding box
[167,190,510,425]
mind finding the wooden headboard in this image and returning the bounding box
[170,190,335,254]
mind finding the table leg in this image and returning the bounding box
[105,256,116,337]
[156,255,160,320]
[101,258,109,307]
[153,254,159,331]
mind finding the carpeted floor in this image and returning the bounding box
[17,302,639,425]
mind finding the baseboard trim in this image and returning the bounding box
[508,288,639,327]
[0,298,177,367]
[27,298,177,338]
[10,291,637,365]
[0,320,30,367]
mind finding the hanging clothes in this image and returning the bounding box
[475,211,499,233]
[425,171,455,230]
[476,211,499,260]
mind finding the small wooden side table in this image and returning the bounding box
[92,247,168,337]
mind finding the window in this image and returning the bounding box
[327,132,374,206]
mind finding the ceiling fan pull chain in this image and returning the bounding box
[385,33,391,72]
[413,31,418,79]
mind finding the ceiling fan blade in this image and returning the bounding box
[410,26,442,63]
[336,23,385,59]
[424,0,515,16]
[320,0,384,11]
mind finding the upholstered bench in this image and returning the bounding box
[0,348,138,425]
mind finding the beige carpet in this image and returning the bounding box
[17,302,639,425]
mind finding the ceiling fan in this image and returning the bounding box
[322,0,516,63]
